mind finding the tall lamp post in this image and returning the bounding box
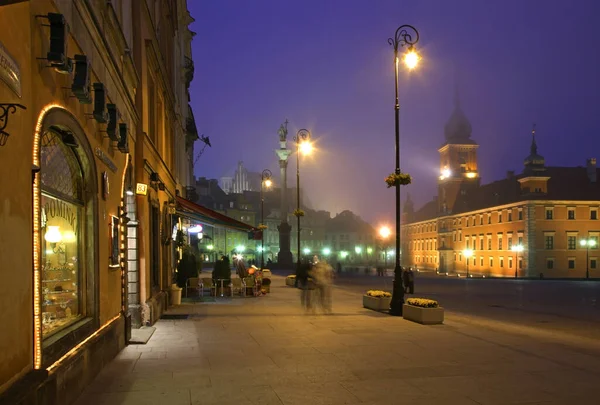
[388,25,420,315]
[463,249,473,278]
[511,245,524,279]
[260,169,272,268]
[294,129,312,273]
[580,238,597,279]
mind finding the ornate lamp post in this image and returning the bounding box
[294,129,312,273]
[580,238,597,279]
[387,25,420,315]
[511,245,524,279]
[463,249,474,278]
[260,169,272,268]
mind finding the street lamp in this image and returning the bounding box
[388,25,420,316]
[379,226,391,268]
[260,169,272,269]
[463,249,474,278]
[580,238,597,279]
[294,129,312,273]
[511,245,524,279]
[322,247,331,257]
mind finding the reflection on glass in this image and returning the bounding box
[41,194,81,338]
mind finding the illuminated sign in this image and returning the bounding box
[136,183,148,195]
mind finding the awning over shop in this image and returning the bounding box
[175,196,254,232]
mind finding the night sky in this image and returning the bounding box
[188,0,600,225]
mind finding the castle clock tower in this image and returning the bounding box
[437,91,479,215]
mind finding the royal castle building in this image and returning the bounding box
[402,97,600,278]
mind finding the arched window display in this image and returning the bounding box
[40,128,85,338]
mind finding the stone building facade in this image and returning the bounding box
[0,1,196,404]
[402,100,600,278]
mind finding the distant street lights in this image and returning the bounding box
[580,238,597,279]
[294,129,312,273]
[511,245,524,279]
[388,24,420,316]
[260,169,272,269]
[463,249,474,278]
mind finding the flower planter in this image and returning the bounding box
[285,277,295,287]
[402,304,444,325]
[363,295,391,312]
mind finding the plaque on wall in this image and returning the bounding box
[0,42,21,97]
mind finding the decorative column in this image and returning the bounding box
[276,120,293,267]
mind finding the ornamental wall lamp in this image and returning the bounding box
[36,13,72,74]
[0,103,26,147]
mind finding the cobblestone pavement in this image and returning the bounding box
[74,276,600,405]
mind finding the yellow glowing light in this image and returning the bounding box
[63,230,77,243]
[463,248,474,258]
[34,104,65,369]
[441,168,451,178]
[403,49,420,69]
[264,179,272,188]
[466,172,476,179]
[379,226,391,239]
[299,141,313,155]
[46,314,121,372]
[44,226,62,243]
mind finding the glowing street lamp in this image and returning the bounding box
[580,238,597,279]
[294,128,311,273]
[322,247,331,256]
[388,24,420,316]
[340,251,348,259]
[511,245,524,279]
[236,245,245,253]
[303,247,311,255]
[260,169,272,268]
[463,249,474,278]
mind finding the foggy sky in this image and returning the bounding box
[188,0,600,226]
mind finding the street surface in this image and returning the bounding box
[333,270,600,342]
[74,275,600,405]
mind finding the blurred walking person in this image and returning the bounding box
[311,258,334,314]
[297,258,313,311]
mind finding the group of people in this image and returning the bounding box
[296,256,334,314]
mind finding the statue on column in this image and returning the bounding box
[278,121,288,142]
[275,119,293,268]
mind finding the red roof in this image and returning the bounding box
[176,196,254,231]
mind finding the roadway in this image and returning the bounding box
[332,270,600,341]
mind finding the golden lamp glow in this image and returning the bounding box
[466,172,477,179]
[44,226,62,243]
[463,248,474,258]
[403,49,420,69]
[299,140,313,155]
[264,179,272,188]
[379,226,391,239]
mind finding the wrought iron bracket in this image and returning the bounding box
[0,103,26,146]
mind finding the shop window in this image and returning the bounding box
[40,129,85,338]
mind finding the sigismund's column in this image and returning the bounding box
[275,120,293,267]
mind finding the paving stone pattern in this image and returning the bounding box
[74,276,600,405]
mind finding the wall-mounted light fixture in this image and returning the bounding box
[72,55,91,104]
[118,123,129,153]
[36,13,72,74]
[92,83,108,123]
[106,103,118,141]
[0,103,26,146]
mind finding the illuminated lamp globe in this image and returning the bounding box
[45,226,62,243]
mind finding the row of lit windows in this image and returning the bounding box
[543,235,598,250]
[547,257,597,270]
[545,207,599,220]
[460,233,524,251]
[407,222,437,234]
[409,239,437,251]
[454,254,523,269]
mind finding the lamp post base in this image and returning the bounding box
[389,266,405,316]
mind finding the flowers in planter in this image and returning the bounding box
[293,209,305,217]
[385,172,412,188]
[257,224,268,230]
[406,298,439,308]
[286,275,296,279]
[366,290,392,298]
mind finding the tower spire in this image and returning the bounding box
[530,123,537,155]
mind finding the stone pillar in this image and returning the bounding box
[276,144,293,267]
